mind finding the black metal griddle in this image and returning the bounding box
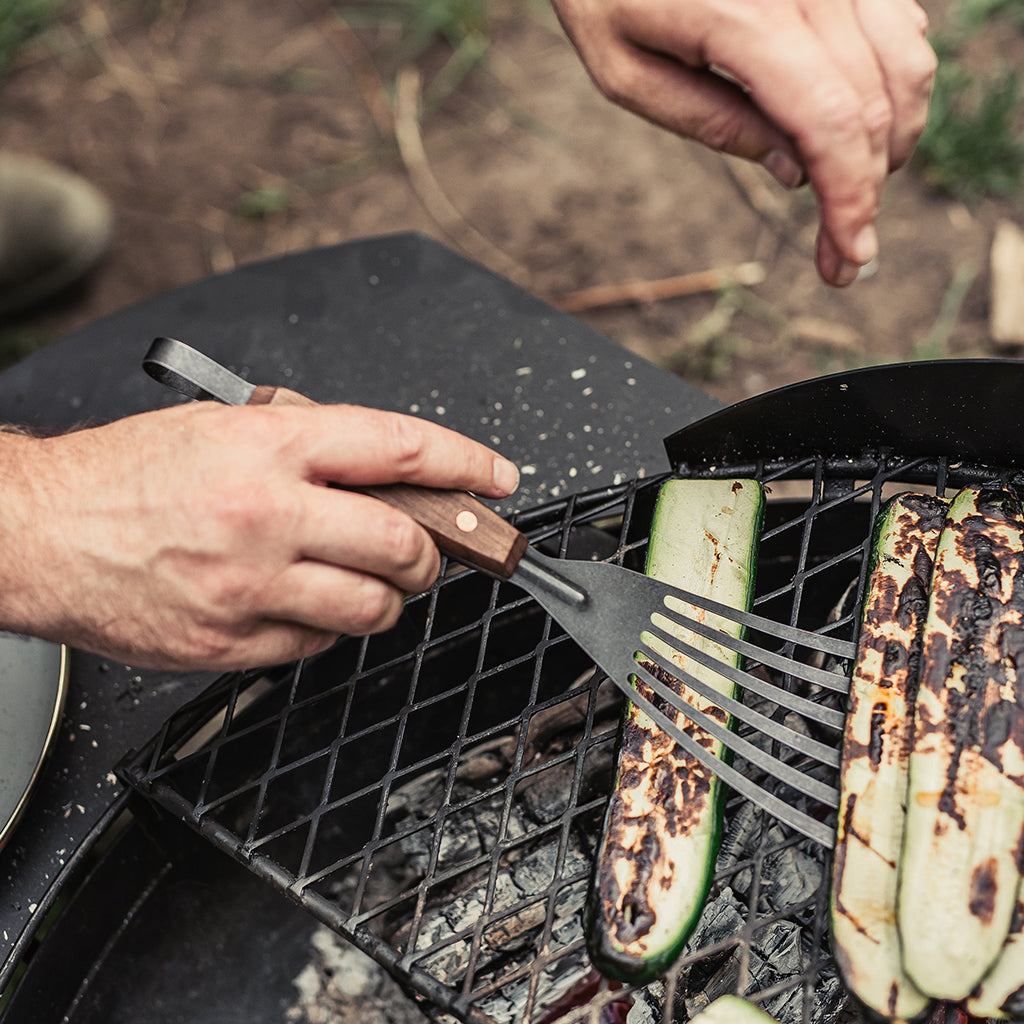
[115,360,1024,1024]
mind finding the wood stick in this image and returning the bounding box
[394,66,527,283]
[553,262,766,313]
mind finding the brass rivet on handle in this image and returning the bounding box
[455,510,479,533]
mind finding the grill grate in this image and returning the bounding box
[118,452,1024,1024]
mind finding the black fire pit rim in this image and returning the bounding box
[664,358,1024,469]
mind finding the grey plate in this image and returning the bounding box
[0,635,68,850]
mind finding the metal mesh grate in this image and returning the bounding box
[118,452,1024,1024]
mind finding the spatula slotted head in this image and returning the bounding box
[514,548,847,846]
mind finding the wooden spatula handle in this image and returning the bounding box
[248,385,313,408]
[246,385,529,578]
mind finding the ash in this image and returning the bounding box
[383,709,617,1022]
[285,926,431,1024]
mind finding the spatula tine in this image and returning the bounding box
[626,667,840,813]
[654,603,852,694]
[636,639,842,768]
[643,620,847,732]
[619,664,837,847]
[633,652,840,782]
[660,588,857,662]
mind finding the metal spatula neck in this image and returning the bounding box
[513,548,588,609]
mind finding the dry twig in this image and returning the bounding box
[720,154,817,265]
[393,65,527,283]
[553,262,766,313]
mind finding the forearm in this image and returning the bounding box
[0,430,75,644]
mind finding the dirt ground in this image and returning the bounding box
[1,0,1021,406]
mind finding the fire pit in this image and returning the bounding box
[0,350,1006,1023]
[119,357,1024,1024]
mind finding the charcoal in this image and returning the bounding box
[550,893,586,948]
[685,887,746,951]
[718,802,763,870]
[752,921,804,976]
[309,653,851,1024]
[436,815,485,869]
[744,946,778,992]
[401,817,480,877]
[764,987,805,1024]
[807,974,851,1024]
[682,954,745,1017]
[623,985,661,1024]
[511,843,558,897]
[762,845,824,912]
[481,953,591,1024]
[665,814,848,1024]
[413,924,465,980]
[518,760,577,823]
[513,835,591,910]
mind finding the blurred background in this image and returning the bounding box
[1,0,1021,405]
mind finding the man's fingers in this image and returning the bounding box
[185,621,341,673]
[800,0,892,185]
[553,0,806,182]
[582,44,804,179]
[854,0,937,168]
[623,4,883,272]
[553,0,936,286]
[716,24,884,274]
[298,405,519,498]
[264,560,408,637]
[297,488,442,595]
[816,228,864,288]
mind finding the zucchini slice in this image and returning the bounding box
[586,478,763,982]
[831,493,945,1023]
[689,995,779,1023]
[898,486,1024,1002]
[967,893,1024,1019]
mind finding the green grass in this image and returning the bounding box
[665,284,786,382]
[235,185,291,219]
[340,0,487,55]
[914,3,1024,202]
[0,0,66,79]
[916,53,1024,201]
[956,0,1024,31]
[911,260,979,360]
[335,0,490,102]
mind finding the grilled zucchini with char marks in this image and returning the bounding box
[586,478,763,983]
[831,492,945,1023]
[898,486,1024,1002]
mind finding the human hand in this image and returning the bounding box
[551,0,937,286]
[0,402,519,671]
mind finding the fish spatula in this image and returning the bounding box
[144,337,854,846]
